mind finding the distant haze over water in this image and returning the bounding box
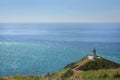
[0,23,120,42]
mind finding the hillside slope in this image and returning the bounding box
[65,56,120,70]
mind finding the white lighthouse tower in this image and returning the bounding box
[88,48,97,59]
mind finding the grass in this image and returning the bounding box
[74,68,120,80]
[0,68,120,80]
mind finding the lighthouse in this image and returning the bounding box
[92,48,96,55]
[88,48,97,59]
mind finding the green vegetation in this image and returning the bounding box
[0,68,120,80]
[65,57,120,70]
[74,68,120,80]
[61,69,73,79]
[0,56,120,80]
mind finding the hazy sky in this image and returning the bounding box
[0,0,120,23]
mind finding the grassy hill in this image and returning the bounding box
[0,56,120,80]
[65,56,120,70]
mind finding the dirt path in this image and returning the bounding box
[72,69,79,75]
[74,58,89,70]
[72,58,89,75]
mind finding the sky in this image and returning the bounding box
[0,0,120,23]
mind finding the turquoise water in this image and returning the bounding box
[0,23,120,76]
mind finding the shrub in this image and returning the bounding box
[98,73,108,78]
[61,69,73,79]
[113,72,120,78]
[0,78,4,80]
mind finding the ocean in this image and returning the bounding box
[0,23,120,76]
